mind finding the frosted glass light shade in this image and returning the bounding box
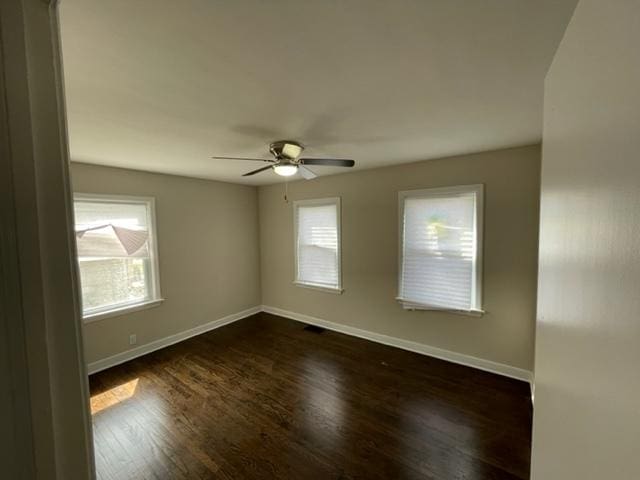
[273,164,298,177]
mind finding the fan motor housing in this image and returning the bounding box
[269,140,304,161]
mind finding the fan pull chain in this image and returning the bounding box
[284,180,289,203]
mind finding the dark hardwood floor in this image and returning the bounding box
[90,313,532,480]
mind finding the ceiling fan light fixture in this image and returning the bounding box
[273,164,298,177]
[211,140,354,179]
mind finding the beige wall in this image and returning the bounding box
[259,145,540,372]
[531,1,640,478]
[71,163,261,364]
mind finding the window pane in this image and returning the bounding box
[79,257,150,312]
[296,202,340,289]
[75,201,148,229]
[400,189,479,311]
[73,196,159,316]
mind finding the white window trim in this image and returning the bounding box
[82,298,164,324]
[74,193,163,322]
[397,184,485,316]
[293,197,343,293]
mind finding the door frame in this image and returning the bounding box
[0,0,95,478]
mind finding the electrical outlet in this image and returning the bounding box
[129,334,137,345]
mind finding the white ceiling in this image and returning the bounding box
[59,0,577,185]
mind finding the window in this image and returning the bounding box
[73,194,162,320]
[293,197,342,292]
[398,185,483,314]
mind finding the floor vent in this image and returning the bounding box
[303,324,326,334]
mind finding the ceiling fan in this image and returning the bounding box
[211,140,355,179]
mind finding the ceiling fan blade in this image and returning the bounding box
[300,158,355,167]
[211,156,274,163]
[298,165,317,180]
[242,165,273,177]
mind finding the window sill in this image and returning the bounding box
[397,299,485,317]
[293,281,344,295]
[83,298,164,324]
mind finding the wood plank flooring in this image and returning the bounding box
[89,313,532,480]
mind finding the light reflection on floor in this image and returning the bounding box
[90,378,139,414]
[299,356,346,440]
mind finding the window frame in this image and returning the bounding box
[397,184,484,316]
[73,193,163,322]
[292,197,343,294]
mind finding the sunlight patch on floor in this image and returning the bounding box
[91,378,139,414]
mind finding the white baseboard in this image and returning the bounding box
[86,306,261,375]
[87,304,533,386]
[261,305,533,384]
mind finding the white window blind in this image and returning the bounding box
[398,185,483,313]
[294,198,341,291]
[74,195,161,318]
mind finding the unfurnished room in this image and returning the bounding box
[2,1,639,479]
